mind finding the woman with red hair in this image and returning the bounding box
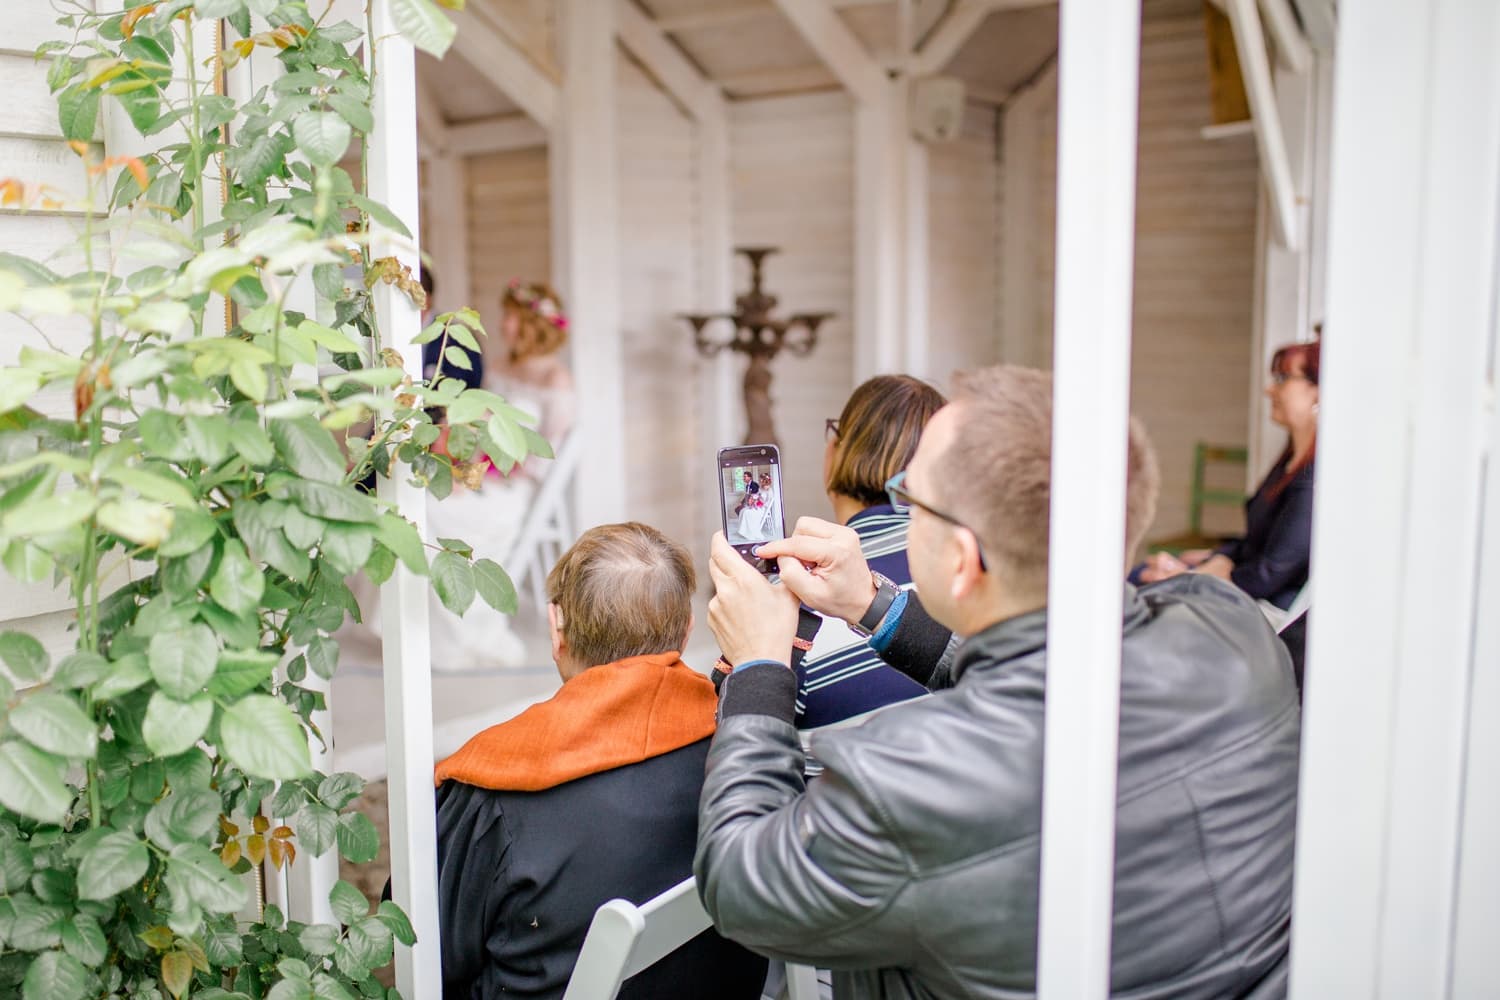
[1142,339,1319,610]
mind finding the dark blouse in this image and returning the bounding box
[1216,454,1314,610]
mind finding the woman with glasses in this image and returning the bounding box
[796,375,946,774]
[1141,339,1320,611]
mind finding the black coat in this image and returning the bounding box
[437,738,767,999]
[1218,455,1314,610]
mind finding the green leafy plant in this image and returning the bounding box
[0,1,542,996]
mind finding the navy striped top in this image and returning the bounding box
[795,505,929,769]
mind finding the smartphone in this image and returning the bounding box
[718,444,786,574]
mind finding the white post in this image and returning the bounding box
[853,100,905,378]
[998,66,1052,370]
[550,0,623,530]
[1225,0,1299,251]
[367,2,440,994]
[697,104,737,448]
[1037,0,1140,998]
[1290,0,1500,995]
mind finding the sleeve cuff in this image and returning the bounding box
[718,660,796,723]
[867,589,909,653]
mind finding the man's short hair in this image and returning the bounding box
[545,522,696,667]
[935,365,1160,590]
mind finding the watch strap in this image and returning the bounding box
[853,572,900,636]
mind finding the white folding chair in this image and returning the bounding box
[561,876,819,1000]
[500,432,582,609]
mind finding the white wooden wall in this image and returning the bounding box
[0,1,100,663]
[463,146,553,361]
[728,91,856,530]
[1002,6,1260,540]
[615,52,704,567]
[926,103,1002,389]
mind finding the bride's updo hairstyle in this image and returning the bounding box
[503,280,569,362]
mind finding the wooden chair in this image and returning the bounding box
[562,876,818,1000]
[1152,442,1249,552]
[499,431,582,609]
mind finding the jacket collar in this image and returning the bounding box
[433,652,717,792]
[952,585,1152,682]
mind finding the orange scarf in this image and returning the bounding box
[433,652,718,792]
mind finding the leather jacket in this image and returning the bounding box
[695,575,1299,998]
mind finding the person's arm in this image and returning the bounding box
[699,547,917,964]
[758,519,958,690]
[435,782,511,996]
[1228,475,1314,603]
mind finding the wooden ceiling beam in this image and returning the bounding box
[448,4,560,130]
[770,0,886,104]
[617,0,725,120]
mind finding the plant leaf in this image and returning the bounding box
[22,950,89,1000]
[292,110,352,167]
[374,513,427,574]
[57,85,99,143]
[97,497,175,547]
[335,810,378,863]
[77,829,150,901]
[61,912,108,967]
[304,635,339,681]
[0,742,71,824]
[10,692,98,759]
[430,551,474,615]
[161,950,193,999]
[142,691,214,757]
[149,623,218,698]
[168,843,248,913]
[0,630,47,681]
[472,558,517,615]
[219,694,311,779]
[299,801,337,857]
[208,538,265,616]
[145,787,222,851]
[328,879,367,925]
[376,899,418,946]
[389,0,457,56]
[207,647,279,699]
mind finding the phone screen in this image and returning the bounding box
[719,444,785,573]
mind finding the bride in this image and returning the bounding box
[736,471,777,543]
[348,281,574,670]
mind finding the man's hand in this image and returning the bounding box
[708,533,801,666]
[756,518,877,625]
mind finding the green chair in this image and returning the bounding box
[1152,443,1248,553]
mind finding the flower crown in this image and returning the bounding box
[507,280,568,330]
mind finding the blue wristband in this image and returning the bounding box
[867,589,909,653]
[731,658,787,674]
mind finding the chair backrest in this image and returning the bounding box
[562,876,818,1000]
[500,431,583,607]
[1188,442,1249,536]
[562,877,711,1000]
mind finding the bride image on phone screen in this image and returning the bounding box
[725,466,782,545]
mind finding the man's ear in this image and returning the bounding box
[547,603,567,662]
[949,529,986,602]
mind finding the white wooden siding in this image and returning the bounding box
[729,91,856,531]
[615,50,704,566]
[0,2,94,659]
[926,101,1002,390]
[1005,9,1260,541]
[462,146,552,361]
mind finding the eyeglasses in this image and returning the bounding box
[1269,371,1311,386]
[885,470,988,572]
[825,418,840,442]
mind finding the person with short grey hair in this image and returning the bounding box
[698,365,1299,999]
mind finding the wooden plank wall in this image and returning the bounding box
[728,91,856,532]
[1006,5,1259,541]
[463,146,552,354]
[614,52,704,566]
[0,2,99,661]
[926,102,1003,391]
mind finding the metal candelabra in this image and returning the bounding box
[680,246,833,446]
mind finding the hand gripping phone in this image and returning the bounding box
[718,444,786,574]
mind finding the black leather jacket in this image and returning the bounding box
[696,576,1299,998]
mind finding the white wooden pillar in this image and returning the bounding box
[550,0,624,530]
[697,103,737,455]
[1037,0,1141,996]
[998,65,1054,370]
[367,2,441,994]
[853,98,905,378]
[1289,1,1500,995]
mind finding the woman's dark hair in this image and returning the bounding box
[1267,338,1321,498]
[826,375,947,508]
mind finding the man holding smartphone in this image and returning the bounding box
[696,365,1299,999]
